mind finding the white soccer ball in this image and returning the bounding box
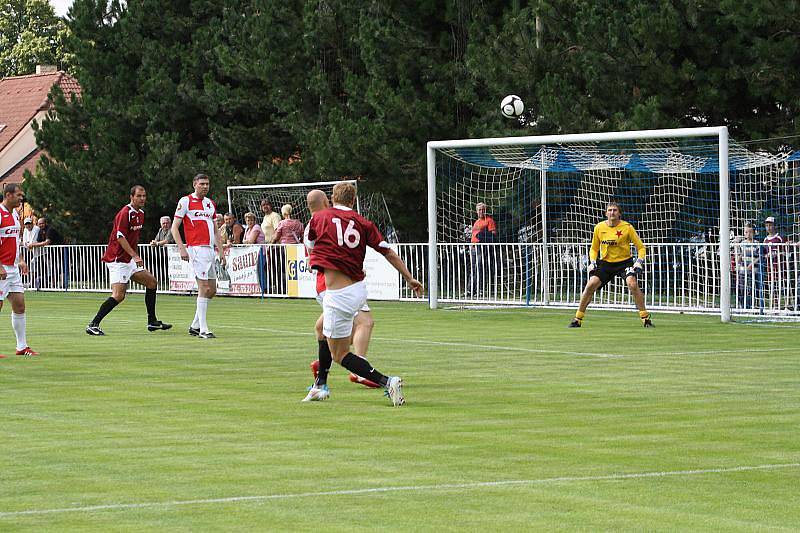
[500,95,524,119]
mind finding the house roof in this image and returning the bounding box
[0,71,81,154]
[0,148,41,184]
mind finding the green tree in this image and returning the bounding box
[0,0,72,76]
[28,0,296,242]
[27,0,800,243]
[465,1,800,141]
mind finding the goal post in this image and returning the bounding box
[427,126,742,320]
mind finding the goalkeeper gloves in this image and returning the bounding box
[633,259,644,272]
[588,261,598,274]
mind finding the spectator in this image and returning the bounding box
[243,212,266,244]
[26,217,63,288]
[150,216,176,246]
[468,202,497,297]
[260,200,281,243]
[272,204,304,244]
[221,213,244,246]
[763,216,787,309]
[28,217,63,248]
[471,202,497,244]
[735,222,761,309]
[22,217,39,248]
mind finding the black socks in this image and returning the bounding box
[91,297,119,325]
[145,288,157,323]
[315,340,332,386]
[340,352,389,388]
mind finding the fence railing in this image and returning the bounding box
[18,242,799,317]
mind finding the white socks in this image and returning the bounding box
[11,312,26,351]
[196,297,209,333]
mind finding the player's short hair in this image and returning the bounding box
[607,201,622,215]
[3,183,21,195]
[193,173,209,184]
[130,184,145,196]
[281,204,292,217]
[332,182,356,208]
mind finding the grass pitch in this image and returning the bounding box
[1,292,799,530]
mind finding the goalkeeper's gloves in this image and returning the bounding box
[588,261,598,274]
[633,259,644,272]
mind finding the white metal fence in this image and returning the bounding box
[19,242,799,318]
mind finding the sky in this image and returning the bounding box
[50,0,74,18]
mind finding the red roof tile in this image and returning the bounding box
[0,149,41,184]
[0,71,81,153]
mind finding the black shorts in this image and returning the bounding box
[592,258,636,288]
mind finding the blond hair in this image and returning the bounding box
[332,182,357,208]
[281,204,292,217]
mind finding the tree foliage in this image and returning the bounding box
[0,0,72,76]
[26,0,800,242]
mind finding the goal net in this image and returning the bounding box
[427,127,799,321]
[227,180,398,241]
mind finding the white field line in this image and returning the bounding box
[1,463,798,518]
[34,316,793,359]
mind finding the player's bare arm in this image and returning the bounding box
[17,260,28,276]
[116,235,142,267]
[171,217,189,261]
[214,221,226,267]
[384,249,423,297]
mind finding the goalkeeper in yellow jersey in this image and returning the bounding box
[570,202,654,328]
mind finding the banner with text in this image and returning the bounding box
[168,245,263,295]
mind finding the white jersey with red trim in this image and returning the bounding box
[0,205,20,266]
[175,193,217,247]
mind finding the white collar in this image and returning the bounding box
[333,204,353,211]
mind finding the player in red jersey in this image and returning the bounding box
[171,174,226,339]
[302,182,423,406]
[86,186,172,335]
[0,183,38,356]
[305,189,379,389]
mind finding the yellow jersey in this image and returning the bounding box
[590,220,645,263]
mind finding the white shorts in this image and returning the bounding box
[322,281,368,339]
[188,246,217,280]
[106,260,144,285]
[0,265,24,301]
[317,290,370,312]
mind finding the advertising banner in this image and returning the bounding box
[168,245,263,295]
[169,244,399,300]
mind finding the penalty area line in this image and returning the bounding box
[1,463,798,518]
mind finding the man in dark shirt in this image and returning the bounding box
[29,217,63,247]
[27,217,63,288]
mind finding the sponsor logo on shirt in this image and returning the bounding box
[0,227,19,236]
[191,211,215,219]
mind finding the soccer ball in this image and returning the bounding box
[500,95,524,119]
